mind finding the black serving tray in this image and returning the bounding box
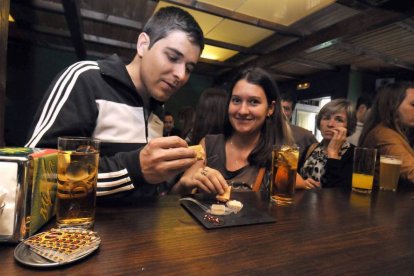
[180,193,276,229]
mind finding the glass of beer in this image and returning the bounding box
[56,137,100,229]
[351,147,377,194]
[379,155,402,192]
[270,145,299,206]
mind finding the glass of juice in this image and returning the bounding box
[351,147,377,194]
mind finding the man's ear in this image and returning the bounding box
[137,33,150,58]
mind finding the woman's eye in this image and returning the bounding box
[249,99,260,105]
[231,97,241,104]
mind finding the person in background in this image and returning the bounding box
[25,7,204,199]
[163,112,181,137]
[280,92,318,159]
[297,99,357,189]
[347,94,373,146]
[359,82,414,185]
[177,106,195,143]
[281,92,296,123]
[172,67,294,195]
[190,87,228,145]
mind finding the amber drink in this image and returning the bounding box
[379,155,402,192]
[56,137,100,228]
[270,145,299,206]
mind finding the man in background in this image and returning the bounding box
[163,112,181,137]
[281,92,318,158]
[347,94,373,146]
[281,93,296,123]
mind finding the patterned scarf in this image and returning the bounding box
[300,141,351,183]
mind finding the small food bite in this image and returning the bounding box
[226,200,243,213]
[210,204,226,215]
[189,145,205,160]
[216,186,231,202]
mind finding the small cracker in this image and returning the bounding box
[216,186,231,202]
[189,145,205,160]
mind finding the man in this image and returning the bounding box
[25,7,204,198]
[163,112,181,137]
[347,94,373,146]
[281,93,295,123]
[280,92,317,158]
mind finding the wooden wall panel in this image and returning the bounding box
[0,0,10,146]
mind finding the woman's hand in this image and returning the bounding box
[173,165,228,195]
[326,126,347,159]
[191,167,229,194]
[303,178,321,189]
[296,173,321,189]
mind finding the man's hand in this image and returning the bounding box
[140,136,197,184]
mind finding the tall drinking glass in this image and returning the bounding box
[270,145,299,206]
[351,147,377,194]
[56,137,100,228]
[379,155,402,192]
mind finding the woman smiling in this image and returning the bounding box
[172,67,294,195]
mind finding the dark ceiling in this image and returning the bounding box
[8,0,414,84]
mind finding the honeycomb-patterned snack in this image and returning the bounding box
[24,228,101,263]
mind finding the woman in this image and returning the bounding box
[190,87,228,146]
[359,82,414,185]
[172,67,294,195]
[177,106,195,143]
[297,99,356,189]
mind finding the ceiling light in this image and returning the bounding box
[200,45,238,61]
[297,82,310,90]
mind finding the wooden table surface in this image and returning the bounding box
[1,188,414,275]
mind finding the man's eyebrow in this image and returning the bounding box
[166,47,184,57]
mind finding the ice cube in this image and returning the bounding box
[66,161,90,181]
[76,145,96,153]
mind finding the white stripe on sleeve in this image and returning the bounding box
[25,61,99,147]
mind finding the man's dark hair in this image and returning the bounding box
[143,6,204,51]
[163,111,173,120]
[280,92,297,110]
[356,94,373,110]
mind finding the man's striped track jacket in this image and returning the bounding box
[25,54,164,198]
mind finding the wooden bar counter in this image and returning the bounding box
[1,188,414,275]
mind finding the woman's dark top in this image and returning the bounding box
[204,134,261,190]
[299,141,355,188]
